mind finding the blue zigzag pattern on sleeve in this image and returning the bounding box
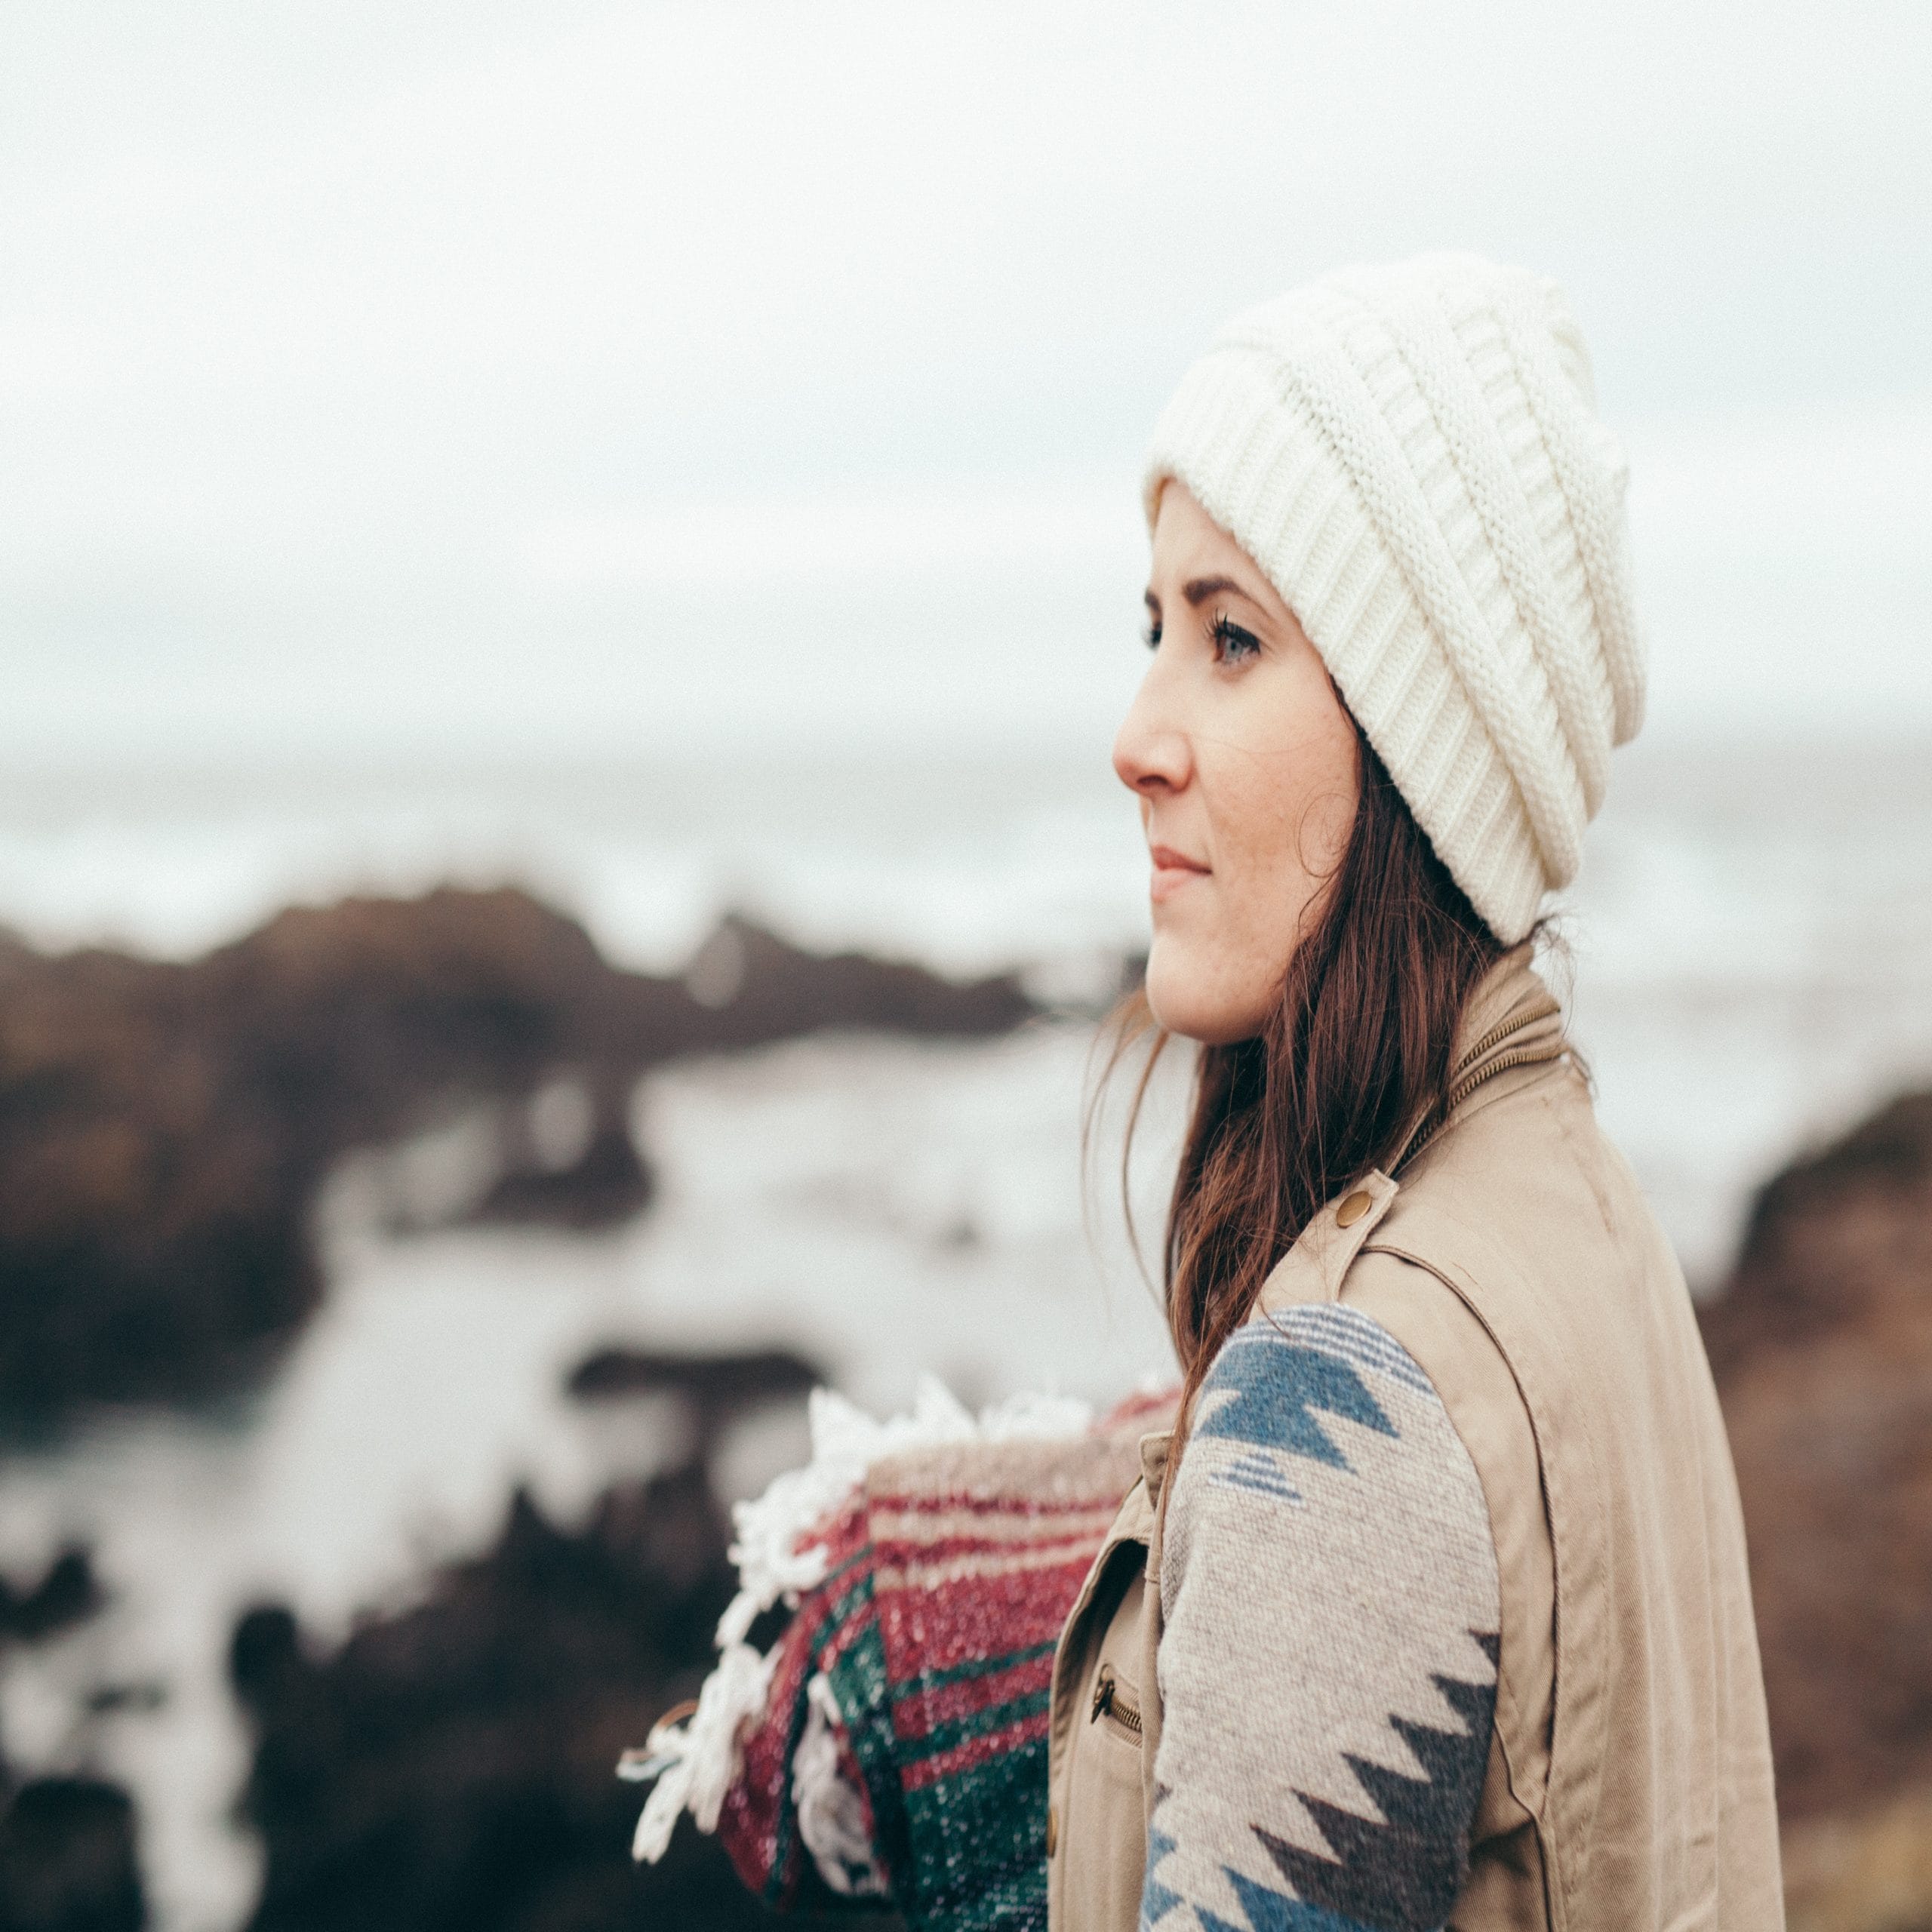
[1274,1303,1435,1398]
[1140,1303,1491,1932]
[1139,1821,1182,1930]
[1193,1866,1375,1931]
[1208,1451,1306,1506]
[1193,1323,1397,1474]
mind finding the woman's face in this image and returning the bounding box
[1113,481,1361,1045]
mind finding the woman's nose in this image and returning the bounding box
[1112,663,1190,797]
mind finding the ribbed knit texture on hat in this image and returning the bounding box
[1143,252,1644,945]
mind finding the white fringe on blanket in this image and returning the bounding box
[795,1671,890,1897]
[620,1373,1091,1866]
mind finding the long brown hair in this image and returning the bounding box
[1097,721,1505,1453]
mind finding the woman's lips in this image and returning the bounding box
[1149,844,1210,903]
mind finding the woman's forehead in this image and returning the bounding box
[1150,483,1244,574]
[1149,485,1283,620]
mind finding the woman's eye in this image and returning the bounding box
[1141,618,1162,651]
[1211,614,1260,664]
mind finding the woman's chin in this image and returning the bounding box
[1143,946,1261,1048]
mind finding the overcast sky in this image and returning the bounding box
[5,0,1930,769]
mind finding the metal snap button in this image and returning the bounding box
[1336,1189,1373,1227]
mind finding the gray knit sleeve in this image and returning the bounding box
[1140,1301,1500,1932]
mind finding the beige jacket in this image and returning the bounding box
[1045,949,1783,1930]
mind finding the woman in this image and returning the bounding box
[1051,251,1781,1930]
[630,254,1783,1930]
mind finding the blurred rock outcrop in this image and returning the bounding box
[0,1776,146,1932]
[229,1347,896,1932]
[1699,1089,1932,1929]
[565,1344,820,1460]
[0,1542,139,1932]
[0,891,1035,1417]
[0,1540,144,1932]
[0,1548,103,1647]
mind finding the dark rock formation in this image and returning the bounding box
[0,924,322,1414]
[467,1121,653,1231]
[0,1549,141,1930]
[1698,1088,1932,1829]
[0,891,1036,1417]
[230,1469,739,1931]
[565,1344,822,1459]
[229,1451,897,1930]
[0,1777,146,1932]
[0,1549,103,1646]
[682,915,1036,1049]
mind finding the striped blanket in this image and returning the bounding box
[623,1379,1175,1930]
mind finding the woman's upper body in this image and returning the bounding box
[1043,250,1782,1927]
[1045,944,1784,1930]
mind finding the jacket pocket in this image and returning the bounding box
[1058,1566,1149,1932]
[1088,1664,1144,1748]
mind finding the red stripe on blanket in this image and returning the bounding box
[865,1488,1132,1516]
[875,1558,1096,1675]
[890,1648,1057,1743]
[901,1706,1054,1792]
[1100,1387,1182,1429]
[868,1525,1115,1568]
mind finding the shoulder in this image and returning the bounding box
[1340,1247,1539,1520]
[1167,1295,1497,1621]
[1361,1059,1691,1449]
[1386,1058,1643,1281]
[1192,1297,1466,1464]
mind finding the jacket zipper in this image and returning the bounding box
[1392,999,1565,1175]
[1441,1039,1566,1117]
[1451,995,1560,1083]
[1089,1666,1143,1741]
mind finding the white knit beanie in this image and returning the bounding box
[1143,251,1645,946]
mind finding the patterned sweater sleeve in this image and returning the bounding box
[1140,1300,1500,1932]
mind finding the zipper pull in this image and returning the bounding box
[1090,1667,1115,1724]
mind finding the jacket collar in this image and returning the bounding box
[1390,943,1566,1174]
[1453,942,1565,1080]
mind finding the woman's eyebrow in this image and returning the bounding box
[1180,574,1264,611]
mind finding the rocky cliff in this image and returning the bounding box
[0,892,1035,1417]
[1700,1090,1932,1928]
